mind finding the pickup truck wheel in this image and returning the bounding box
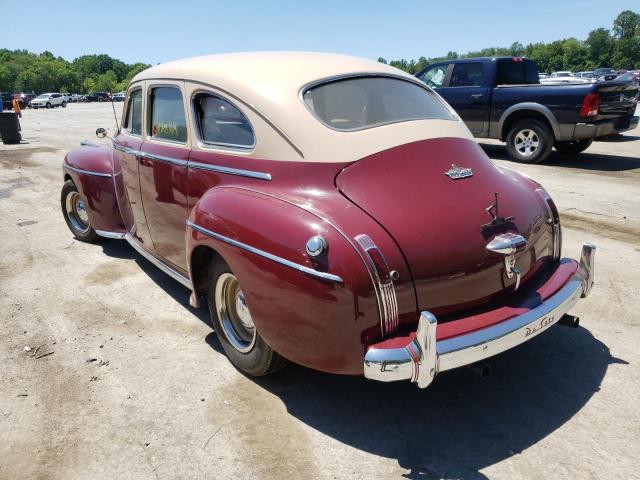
[506,119,554,164]
[61,180,97,242]
[555,139,593,155]
[207,259,287,376]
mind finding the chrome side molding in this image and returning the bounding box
[63,163,113,178]
[187,220,342,283]
[188,161,272,181]
[95,230,126,239]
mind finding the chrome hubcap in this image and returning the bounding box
[215,273,256,353]
[514,129,540,157]
[65,191,90,234]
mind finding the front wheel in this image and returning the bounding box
[46,102,51,109]
[505,119,554,164]
[207,259,287,376]
[61,180,97,242]
[555,139,593,155]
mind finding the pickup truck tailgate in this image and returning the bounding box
[597,82,639,118]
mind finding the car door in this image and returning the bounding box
[435,62,491,136]
[138,82,191,271]
[112,86,154,247]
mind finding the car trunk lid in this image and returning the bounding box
[336,137,555,316]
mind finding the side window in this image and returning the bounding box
[148,86,187,143]
[450,63,484,87]
[124,89,142,136]
[193,93,255,148]
[417,64,449,88]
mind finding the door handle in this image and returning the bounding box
[470,93,484,101]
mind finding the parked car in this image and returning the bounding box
[576,71,596,79]
[416,57,639,163]
[593,68,616,77]
[60,52,596,389]
[30,93,67,109]
[538,73,549,79]
[614,71,640,87]
[111,92,125,102]
[550,71,574,78]
[82,92,111,102]
[0,92,14,110]
[14,92,37,108]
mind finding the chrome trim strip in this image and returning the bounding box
[364,244,595,388]
[186,220,342,283]
[63,163,113,178]
[125,233,192,289]
[188,161,272,181]
[113,144,137,155]
[95,230,126,239]
[80,140,101,148]
[139,152,188,167]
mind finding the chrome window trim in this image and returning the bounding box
[63,163,113,178]
[188,161,271,181]
[123,86,143,137]
[191,89,256,152]
[186,221,342,283]
[299,72,457,132]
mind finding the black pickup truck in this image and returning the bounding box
[416,57,639,163]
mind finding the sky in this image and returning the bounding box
[1,0,638,65]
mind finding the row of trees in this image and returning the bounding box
[0,50,150,94]
[379,10,640,74]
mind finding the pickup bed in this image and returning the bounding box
[416,57,639,163]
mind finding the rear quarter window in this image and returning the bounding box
[303,76,455,131]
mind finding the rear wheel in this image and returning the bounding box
[61,180,97,242]
[505,119,554,164]
[555,139,593,155]
[62,101,67,108]
[207,258,287,376]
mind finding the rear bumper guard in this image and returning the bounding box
[364,243,596,388]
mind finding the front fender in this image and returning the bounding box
[187,187,379,375]
[63,144,124,234]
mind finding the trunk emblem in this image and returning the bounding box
[486,233,527,290]
[444,164,473,180]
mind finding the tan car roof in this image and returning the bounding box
[133,52,472,162]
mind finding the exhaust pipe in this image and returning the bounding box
[559,314,580,328]
[467,362,492,379]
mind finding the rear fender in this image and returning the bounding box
[63,144,125,234]
[186,186,379,375]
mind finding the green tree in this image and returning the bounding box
[612,10,640,39]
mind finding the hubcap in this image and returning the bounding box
[215,273,256,353]
[514,129,540,157]
[65,191,90,234]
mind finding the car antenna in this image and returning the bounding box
[110,96,120,133]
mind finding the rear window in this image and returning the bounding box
[497,59,540,85]
[302,76,455,131]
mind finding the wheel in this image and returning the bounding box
[505,119,554,164]
[555,139,593,154]
[46,102,51,109]
[61,180,97,242]
[62,101,67,108]
[98,98,104,102]
[207,259,287,376]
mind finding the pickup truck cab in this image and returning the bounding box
[416,57,639,163]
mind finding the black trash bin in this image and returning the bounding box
[0,112,22,144]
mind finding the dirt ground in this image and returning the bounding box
[1,103,639,480]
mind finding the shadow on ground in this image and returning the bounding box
[100,238,626,479]
[479,143,640,172]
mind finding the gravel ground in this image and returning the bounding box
[1,103,639,480]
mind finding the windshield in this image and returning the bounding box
[302,76,455,131]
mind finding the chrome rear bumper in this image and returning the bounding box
[363,243,596,388]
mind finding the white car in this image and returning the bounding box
[550,71,574,78]
[30,93,67,109]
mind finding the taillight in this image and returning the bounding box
[536,188,562,261]
[580,93,600,118]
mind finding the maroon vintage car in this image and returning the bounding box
[60,52,595,388]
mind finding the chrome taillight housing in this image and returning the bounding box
[536,188,561,261]
[355,234,399,337]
